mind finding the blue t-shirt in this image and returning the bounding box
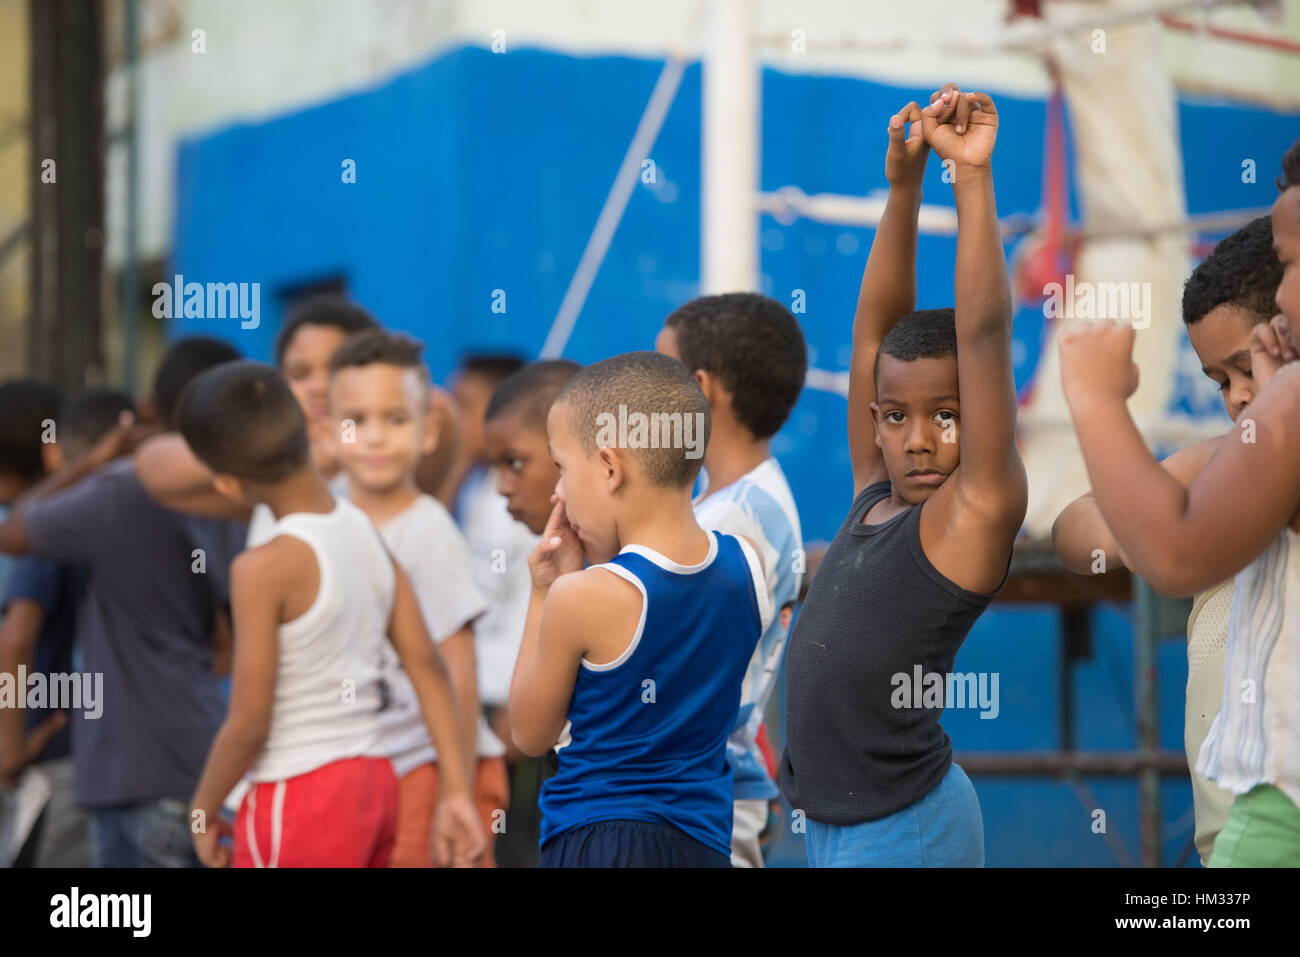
[0,556,84,763]
[539,531,771,858]
[22,459,240,809]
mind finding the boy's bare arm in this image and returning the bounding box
[0,413,141,555]
[1052,436,1225,574]
[848,91,957,497]
[438,624,482,780]
[389,562,486,866]
[510,498,587,756]
[510,574,591,757]
[0,601,65,788]
[925,92,1027,535]
[190,546,282,866]
[1061,323,1300,596]
[134,433,253,522]
[388,563,472,796]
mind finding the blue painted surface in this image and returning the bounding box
[170,45,1300,866]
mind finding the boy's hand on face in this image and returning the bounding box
[431,791,486,867]
[191,809,233,868]
[922,90,998,171]
[1059,321,1140,410]
[885,101,929,189]
[527,497,584,591]
[1250,313,1299,388]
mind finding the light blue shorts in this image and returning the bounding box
[804,762,984,867]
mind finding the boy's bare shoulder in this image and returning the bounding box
[943,453,1028,533]
[231,533,315,587]
[548,564,640,608]
[545,565,642,635]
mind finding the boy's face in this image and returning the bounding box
[1185,304,1258,421]
[870,354,962,505]
[282,324,350,426]
[547,399,619,564]
[1273,188,1300,326]
[483,409,559,535]
[329,363,434,495]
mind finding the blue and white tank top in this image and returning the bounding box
[539,531,772,857]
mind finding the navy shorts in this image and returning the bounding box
[539,819,731,868]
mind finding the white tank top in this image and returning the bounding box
[247,498,395,783]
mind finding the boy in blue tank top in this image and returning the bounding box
[778,86,1027,866]
[509,352,773,867]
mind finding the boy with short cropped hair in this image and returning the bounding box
[0,338,244,867]
[179,360,484,868]
[779,88,1027,867]
[656,292,806,867]
[511,351,773,867]
[1051,215,1282,863]
[327,328,506,867]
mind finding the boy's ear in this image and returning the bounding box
[420,393,441,456]
[597,446,625,493]
[41,441,64,474]
[212,473,247,504]
[869,402,883,449]
[693,369,716,405]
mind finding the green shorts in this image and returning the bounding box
[1208,784,1300,867]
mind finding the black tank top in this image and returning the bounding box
[779,480,1007,825]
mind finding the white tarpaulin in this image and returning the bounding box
[1018,0,1197,538]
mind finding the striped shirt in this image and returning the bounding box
[694,459,803,801]
[1197,528,1300,811]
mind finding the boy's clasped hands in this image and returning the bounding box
[884,82,999,190]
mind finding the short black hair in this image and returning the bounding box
[664,293,807,439]
[555,351,710,489]
[177,361,310,484]
[485,360,582,431]
[459,353,526,389]
[329,328,430,386]
[60,388,137,461]
[153,336,242,429]
[0,379,62,480]
[1182,216,1281,326]
[274,296,379,367]
[875,309,957,384]
[1277,137,1300,192]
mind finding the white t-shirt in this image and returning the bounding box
[458,468,539,707]
[376,494,501,775]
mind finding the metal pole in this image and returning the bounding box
[1134,579,1162,867]
[121,0,140,393]
[701,0,756,294]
